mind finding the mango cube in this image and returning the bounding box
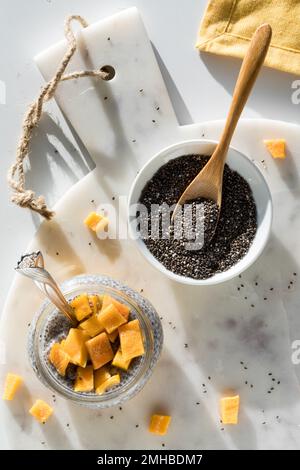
[112,347,131,371]
[2,373,23,400]
[89,294,100,315]
[220,395,240,424]
[95,374,120,395]
[49,343,70,376]
[84,212,103,231]
[98,303,127,334]
[85,332,114,369]
[79,315,104,337]
[63,328,89,367]
[70,294,92,321]
[264,139,286,159]
[29,399,53,423]
[149,415,171,435]
[102,294,130,320]
[74,365,94,392]
[119,319,145,361]
[94,366,111,389]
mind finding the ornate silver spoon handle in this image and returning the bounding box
[15,251,77,326]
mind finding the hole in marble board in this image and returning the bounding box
[100,65,116,81]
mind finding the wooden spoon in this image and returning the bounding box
[173,24,272,222]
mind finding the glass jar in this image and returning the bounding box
[28,274,163,408]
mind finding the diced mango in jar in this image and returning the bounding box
[94,366,111,389]
[79,315,104,337]
[264,139,286,159]
[85,332,114,370]
[149,415,171,435]
[2,373,23,400]
[102,294,130,320]
[89,294,100,315]
[29,399,53,423]
[119,319,145,361]
[49,343,70,376]
[84,212,103,231]
[112,347,131,371]
[70,293,92,321]
[95,374,120,395]
[220,395,240,424]
[74,365,94,392]
[98,304,127,334]
[62,328,89,367]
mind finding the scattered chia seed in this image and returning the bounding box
[184,343,188,348]
[244,296,248,300]
[241,284,244,288]
[293,272,297,276]
[107,37,110,41]
[162,443,165,447]
[240,361,244,365]
[272,378,275,381]
[132,139,136,143]
[268,391,271,394]
[88,242,92,246]
[138,155,257,280]
[56,252,59,256]
[250,384,253,388]
[255,282,258,286]
[91,199,94,203]
[110,416,114,420]
[119,407,122,411]
[156,107,160,111]
[152,119,156,123]
[196,402,200,405]
[104,96,108,100]
[251,304,255,308]
[270,288,274,291]
[277,381,280,385]
[66,423,70,427]
[237,287,240,291]
[270,387,274,390]
[112,196,115,201]
[245,381,248,385]
[140,288,144,293]
[208,376,211,380]
[135,424,139,428]
[220,428,225,431]
[264,297,267,300]
[139,89,143,93]
[268,373,272,376]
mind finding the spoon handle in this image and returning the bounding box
[215,24,272,163]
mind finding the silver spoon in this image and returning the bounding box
[15,251,77,325]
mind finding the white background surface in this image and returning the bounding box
[0,0,299,314]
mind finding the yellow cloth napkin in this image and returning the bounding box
[196,0,300,75]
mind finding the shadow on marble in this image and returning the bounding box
[34,219,86,278]
[152,45,193,127]
[273,146,300,197]
[65,349,228,450]
[90,236,122,263]
[26,113,91,209]
[199,52,300,124]
[3,383,34,445]
[40,414,74,450]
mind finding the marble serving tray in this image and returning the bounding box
[1,7,300,450]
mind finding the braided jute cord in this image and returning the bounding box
[7,15,109,220]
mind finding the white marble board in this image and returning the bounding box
[1,7,300,450]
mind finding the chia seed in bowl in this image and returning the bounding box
[137,154,257,280]
[28,274,163,408]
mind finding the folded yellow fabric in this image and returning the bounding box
[196,0,300,75]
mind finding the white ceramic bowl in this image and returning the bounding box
[128,140,273,286]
